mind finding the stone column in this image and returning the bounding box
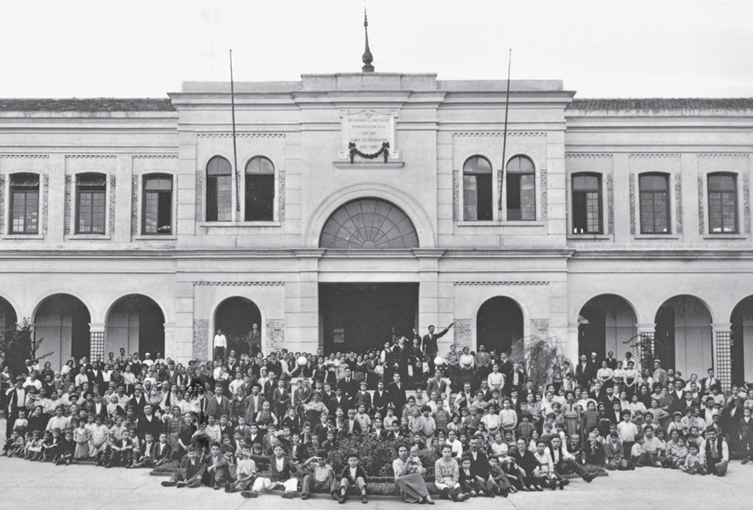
[291,249,323,354]
[636,323,656,371]
[712,322,732,392]
[89,323,106,362]
[566,323,579,364]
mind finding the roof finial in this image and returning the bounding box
[362,8,374,73]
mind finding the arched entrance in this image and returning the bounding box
[476,297,524,355]
[106,295,165,361]
[731,296,753,386]
[214,297,262,356]
[655,295,712,376]
[34,294,91,370]
[578,295,637,360]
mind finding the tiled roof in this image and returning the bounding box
[568,98,753,111]
[0,98,175,112]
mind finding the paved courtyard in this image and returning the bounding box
[1,452,751,510]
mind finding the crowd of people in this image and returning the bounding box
[2,325,753,503]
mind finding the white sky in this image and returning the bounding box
[1,0,751,98]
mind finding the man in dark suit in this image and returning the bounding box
[549,436,595,482]
[328,387,351,415]
[387,373,407,419]
[206,385,232,420]
[604,351,618,370]
[88,361,106,394]
[337,367,359,400]
[462,436,495,495]
[138,404,163,441]
[420,323,454,375]
[575,355,595,388]
[244,384,266,424]
[341,408,363,438]
[668,379,687,416]
[372,380,389,416]
[700,368,721,395]
[246,323,262,357]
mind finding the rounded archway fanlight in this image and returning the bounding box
[319,198,419,249]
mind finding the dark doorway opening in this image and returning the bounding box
[477,297,524,355]
[215,297,262,356]
[655,307,676,370]
[319,283,418,354]
[731,296,753,386]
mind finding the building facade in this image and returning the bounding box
[0,74,751,389]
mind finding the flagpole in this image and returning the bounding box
[499,49,512,212]
[230,49,240,216]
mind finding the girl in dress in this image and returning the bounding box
[88,414,110,464]
[73,418,90,460]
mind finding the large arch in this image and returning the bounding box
[476,296,524,355]
[655,295,712,376]
[319,198,419,249]
[105,294,165,362]
[34,294,91,371]
[214,297,262,356]
[578,294,638,360]
[730,296,753,385]
[305,183,436,248]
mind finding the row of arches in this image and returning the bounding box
[578,294,753,385]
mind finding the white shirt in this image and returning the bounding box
[214,334,227,348]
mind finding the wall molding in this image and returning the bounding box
[196,133,286,139]
[193,281,285,286]
[565,154,612,159]
[629,153,681,159]
[698,153,750,159]
[452,131,545,138]
[65,154,116,159]
[132,154,178,159]
[0,154,49,159]
[453,281,549,286]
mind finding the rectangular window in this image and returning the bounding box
[207,175,232,222]
[709,173,737,233]
[143,175,172,234]
[572,174,602,234]
[76,174,106,234]
[639,174,670,234]
[9,174,39,234]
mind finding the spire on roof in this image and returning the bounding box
[362,9,374,73]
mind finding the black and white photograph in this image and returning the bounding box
[0,1,751,508]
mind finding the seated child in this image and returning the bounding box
[206,441,231,490]
[25,430,44,461]
[300,453,338,500]
[55,430,76,465]
[161,445,207,488]
[4,430,25,458]
[226,444,257,493]
[106,428,134,468]
[488,456,513,497]
[434,444,469,502]
[680,444,706,475]
[339,452,368,504]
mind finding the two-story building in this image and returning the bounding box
[0,73,751,389]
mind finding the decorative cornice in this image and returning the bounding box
[629,153,680,158]
[132,154,178,159]
[0,154,49,159]
[566,154,612,159]
[65,154,116,159]
[698,153,750,159]
[196,133,286,139]
[193,281,285,286]
[452,131,545,138]
[453,281,549,286]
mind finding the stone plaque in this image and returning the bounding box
[339,109,399,160]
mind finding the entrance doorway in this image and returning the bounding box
[215,297,262,356]
[477,297,524,355]
[319,283,418,354]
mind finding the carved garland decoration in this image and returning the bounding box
[349,142,390,163]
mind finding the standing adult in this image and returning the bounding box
[246,323,262,357]
[421,324,454,376]
[5,376,26,439]
[213,329,227,361]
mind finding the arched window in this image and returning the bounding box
[245,156,275,222]
[9,173,39,234]
[708,172,737,233]
[76,173,107,234]
[463,156,493,221]
[639,173,670,234]
[506,156,535,221]
[572,173,602,234]
[206,156,232,222]
[142,174,173,234]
